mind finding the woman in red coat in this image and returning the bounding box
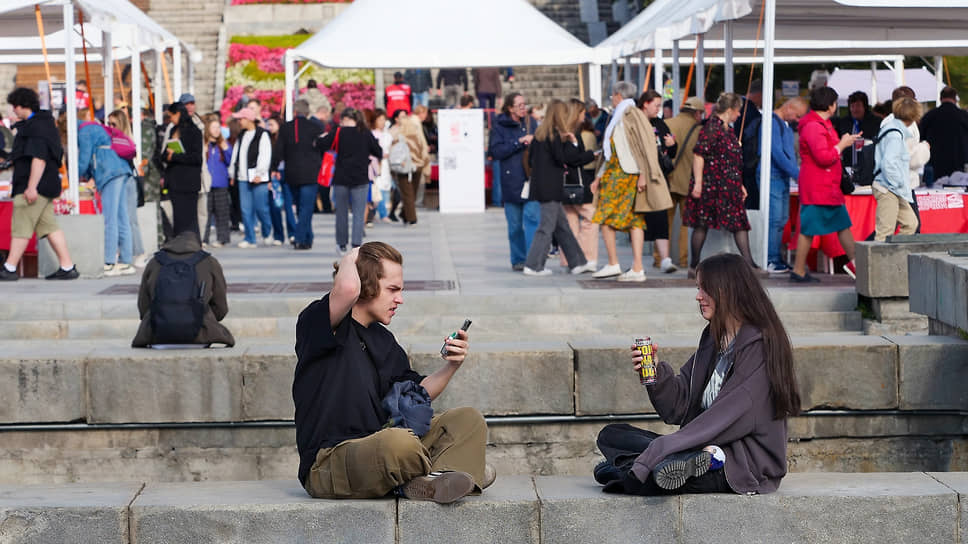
[791,87,862,282]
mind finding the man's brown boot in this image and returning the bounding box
[401,471,475,504]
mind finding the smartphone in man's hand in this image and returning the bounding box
[441,319,472,356]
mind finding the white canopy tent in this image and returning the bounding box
[827,67,942,106]
[283,0,596,119]
[0,0,197,213]
[595,0,968,266]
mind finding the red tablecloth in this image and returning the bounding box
[784,191,968,259]
[0,196,100,252]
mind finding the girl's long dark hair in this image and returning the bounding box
[696,253,801,419]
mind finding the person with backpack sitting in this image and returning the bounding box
[872,98,922,241]
[77,110,136,276]
[132,230,235,348]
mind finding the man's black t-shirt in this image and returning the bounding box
[292,294,425,486]
[10,110,63,198]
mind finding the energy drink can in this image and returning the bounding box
[635,337,656,385]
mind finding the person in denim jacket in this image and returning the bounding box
[78,115,135,276]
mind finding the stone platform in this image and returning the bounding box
[1,473,967,544]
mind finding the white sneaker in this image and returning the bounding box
[237,241,256,249]
[660,258,678,274]
[103,263,136,277]
[133,254,148,268]
[591,263,622,278]
[570,262,597,275]
[209,241,223,248]
[262,237,274,247]
[271,239,283,246]
[617,269,646,282]
[523,266,552,277]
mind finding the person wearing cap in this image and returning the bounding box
[385,72,413,116]
[660,96,704,269]
[178,93,205,133]
[228,107,273,248]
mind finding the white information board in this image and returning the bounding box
[437,109,485,213]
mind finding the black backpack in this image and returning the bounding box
[848,127,902,186]
[150,250,209,344]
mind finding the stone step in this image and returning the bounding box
[0,309,863,340]
[0,287,860,320]
[1,474,965,543]
[1,412,965,485]
[3,334,965,426]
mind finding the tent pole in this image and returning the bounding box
[724,21,734,93]
[624,56,632,83]
[935,56,943,102]
[870,62,878,104]
[654,46,663,97]
[173,43,182,100]
[374,68,384,108]
[188,57,195,96]
[758,0,776,269]
[63,3,79,215]
[578,64,586,102]
[672,40,681,115]
[696,34,705,102]
[609,60,617,98]
[103,30,113,118]
[589,63,602,107]
[284,51,295,122]
[131,28,142,165]
[895,57,904,87]
[639,54,646,91]
[154,49,163,123]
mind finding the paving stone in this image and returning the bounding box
[680,472,957,544]
[0,345,91,424]
[409,341,574,416]
[929,472,968,541]
[571,335,698,415]
[86,348,244,423]
[130,480,395,544]
[398,476,539,544]
[242,344,296,421]
[794,335,898,410]
[535,476,679,543]
[890,335,968,410]
[0,482,141,544]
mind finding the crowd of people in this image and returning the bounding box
[487,79,968,283]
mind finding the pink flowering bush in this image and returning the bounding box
[222,39,374,118]
[231,0,350,4]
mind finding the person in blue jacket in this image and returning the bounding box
[78,115,136,276]
[759,97,807,274]
[873,97,922,241]
[488,92,539,271]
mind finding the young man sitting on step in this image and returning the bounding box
[293,241,495,503]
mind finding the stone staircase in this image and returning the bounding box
[2,473,967,543]
[146,0,226,113]
[2,211,966,487]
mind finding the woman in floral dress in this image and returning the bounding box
[684,92,755,277]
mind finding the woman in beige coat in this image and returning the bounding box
[389,111,430,225]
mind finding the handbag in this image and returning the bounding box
[657,144,675,175]
[317,127,340,187]
[562,169,584,205]
[840,166,855,195]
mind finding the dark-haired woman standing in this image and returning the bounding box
[593,253,801,495]
[162,101,204,236]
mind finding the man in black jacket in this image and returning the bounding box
[272,99,323,250]
[921,86,968,181]
[1,88,78,281]
[293,242,494,503]
[436,68,468,108]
